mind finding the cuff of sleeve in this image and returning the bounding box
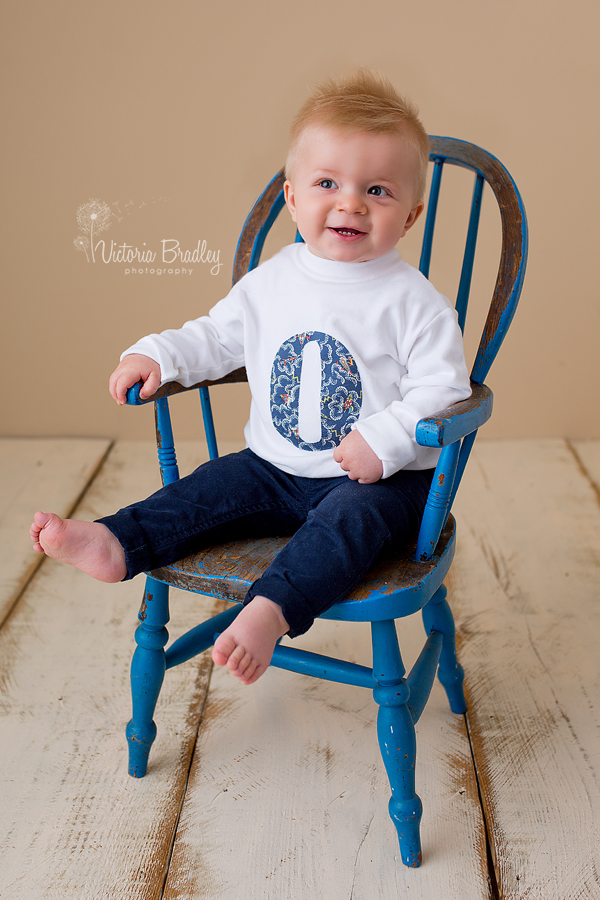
[353,416,416,479]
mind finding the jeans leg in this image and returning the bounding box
[247,469,433,637]
[97,450,306,579]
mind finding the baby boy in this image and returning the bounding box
[31,71,471,685]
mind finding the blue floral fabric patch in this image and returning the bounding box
[270,331,363,451]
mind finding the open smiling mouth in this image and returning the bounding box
[329,227,366,237]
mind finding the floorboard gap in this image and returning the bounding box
[464,711,501,900]
[159,657,217,899]
[566,439,600,508]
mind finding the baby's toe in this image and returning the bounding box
[33,511,53,529]
[240,661,266,685]
[212,634,236,667]
[227,646,252,676]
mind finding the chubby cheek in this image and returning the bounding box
[286,200,298,224]
[301,213,326,240]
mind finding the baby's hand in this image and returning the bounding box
[108,354,161,405]
[333,430,383,484]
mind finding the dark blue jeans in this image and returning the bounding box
[98,449,433,638]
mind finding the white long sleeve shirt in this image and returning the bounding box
[123,243,471,478]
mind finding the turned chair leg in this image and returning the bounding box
[372,619,423,867]
[422,584,466,714]
[126,576,170,778]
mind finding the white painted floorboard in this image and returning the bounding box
[163,617,489,900]
[2,438,600,899]
[0,441,222,900]
[450,439,600,900]
[0,438,110,625]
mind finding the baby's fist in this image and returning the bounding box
[108,354,161,405]
[333,430,383,484]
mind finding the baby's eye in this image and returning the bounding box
[368,185,389,196]
[318,179,337,190]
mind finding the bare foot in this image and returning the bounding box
[212,596,289,685]
[29,512,127,583]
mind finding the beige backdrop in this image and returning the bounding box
[2,0,598,443]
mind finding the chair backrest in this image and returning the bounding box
[232,136,528,387]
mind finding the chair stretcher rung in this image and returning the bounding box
[406,630,443,724]
[269,644,376,689]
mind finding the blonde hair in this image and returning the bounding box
[285,70,430,201]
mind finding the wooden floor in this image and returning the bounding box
[1,437,600,899]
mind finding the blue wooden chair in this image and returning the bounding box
[124,137,528,867]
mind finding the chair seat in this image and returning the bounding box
[149,515,456,623]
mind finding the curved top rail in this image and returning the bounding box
[232,171,286,286]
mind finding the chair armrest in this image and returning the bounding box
[124,372,490,451]
[125,367,248,406]
[415,382,492,448]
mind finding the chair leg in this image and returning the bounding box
[422,584,466,714]
[371,619,423,868]
[126,576,170,778]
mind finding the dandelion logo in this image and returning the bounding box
[73,235,90,262]
[75,199,112,262]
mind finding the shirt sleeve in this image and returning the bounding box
[353,308,472,478]
[120,289,246,387]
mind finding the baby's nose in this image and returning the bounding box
[336,190,367,215]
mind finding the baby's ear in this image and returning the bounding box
[402,201,424,236]
[283,180,297,223]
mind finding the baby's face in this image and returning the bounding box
[284,126,424,263]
